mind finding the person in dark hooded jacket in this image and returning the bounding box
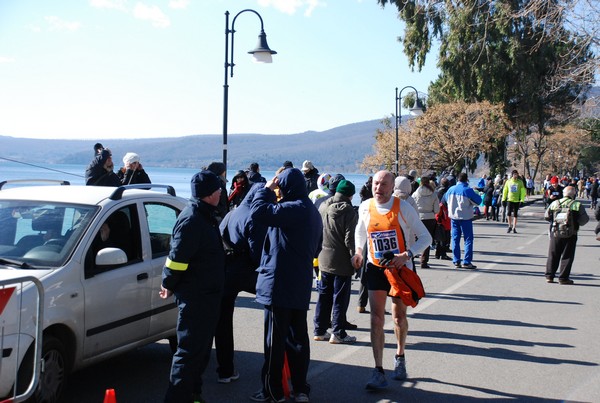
[214,183,267,383]
[249,168,323,403]
[85,148,121,186]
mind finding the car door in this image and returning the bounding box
[82,203,153,358]
[142,200,181,337]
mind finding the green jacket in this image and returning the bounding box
[502,177,526,202]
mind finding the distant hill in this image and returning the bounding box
[0,119,386,173]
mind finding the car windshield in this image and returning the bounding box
[0,200,98,269]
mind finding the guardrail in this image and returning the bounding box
[0,277,44,403]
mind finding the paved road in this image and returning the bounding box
[63,196,600,403]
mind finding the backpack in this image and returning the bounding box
[551,199,576,238]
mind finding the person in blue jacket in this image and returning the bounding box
[159,170,226,403]
[442,172,483,269]
[249,168,323,403]
[214,183,268,384]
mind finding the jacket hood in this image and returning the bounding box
[415,185,434,197]
[98,149,111,166]
[277,168,308,200]
[240,182,266,207]
[327,193,352,218]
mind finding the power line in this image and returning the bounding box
[0,156,85,178]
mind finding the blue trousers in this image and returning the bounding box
[165,288,222,403]
[451,219,474,265]
[313,271,352,337]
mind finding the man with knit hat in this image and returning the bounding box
[160,170,226,403]
[85,147,121,187]
[313,180,359,345]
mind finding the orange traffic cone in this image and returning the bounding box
[103,388,117,403]
[282,353,291,398]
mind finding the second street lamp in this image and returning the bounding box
[223,9,277,175]
[394,86,425,176]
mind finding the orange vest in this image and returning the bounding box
[367,198,407,267]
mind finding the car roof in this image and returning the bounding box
[0,184,187,206]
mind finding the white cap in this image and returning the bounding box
[301,160,314,173]
[123,152,140,166]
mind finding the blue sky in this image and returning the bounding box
[0,0,439,139]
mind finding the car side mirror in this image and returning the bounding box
[95,247,128,266]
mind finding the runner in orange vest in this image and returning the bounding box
[352,170,431,390]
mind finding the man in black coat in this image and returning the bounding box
[215,183,268,383]
[160,170,226,403]
[85,148,121,186]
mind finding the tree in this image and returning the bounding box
[378,0,595,176]
[361,101,511,175]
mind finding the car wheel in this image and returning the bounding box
[18,335,68,403]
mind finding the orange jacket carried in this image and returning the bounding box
[383,265,426,308]
[367,199,426,307]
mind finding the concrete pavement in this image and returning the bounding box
[62,195,600,402]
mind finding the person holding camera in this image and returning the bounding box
[117,152,151,185]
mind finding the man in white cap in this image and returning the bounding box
[117,152,151,185]
[301,160,320,193]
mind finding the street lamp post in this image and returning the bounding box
[223,9,276,174]
[394,86,424,175]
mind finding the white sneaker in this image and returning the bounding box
[295,392,310,402]
[329,333,356,344]
[313,331,331,341]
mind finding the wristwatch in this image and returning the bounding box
[406,250,414,259]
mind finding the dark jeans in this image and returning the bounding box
[545,233,578,280]
[260,305,311,401]
[313,271,352,337]
[214,270,257,378]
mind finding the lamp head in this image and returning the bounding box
[249,30,277,63]
[409,97,426,116]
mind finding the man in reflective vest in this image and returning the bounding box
[160,170,226,403]
[352,170,431,389]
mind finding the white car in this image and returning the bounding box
[0,181,186,402]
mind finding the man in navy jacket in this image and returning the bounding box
[250,168,323,403]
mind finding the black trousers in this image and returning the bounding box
[214,269,257,378]
[545,233,578,280]
[260,305,311,400]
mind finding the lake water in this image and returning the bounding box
[0,161,370,206]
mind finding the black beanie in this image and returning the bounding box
[329,174,346,193]
[191,170,221,199]
[207,162,226,176]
